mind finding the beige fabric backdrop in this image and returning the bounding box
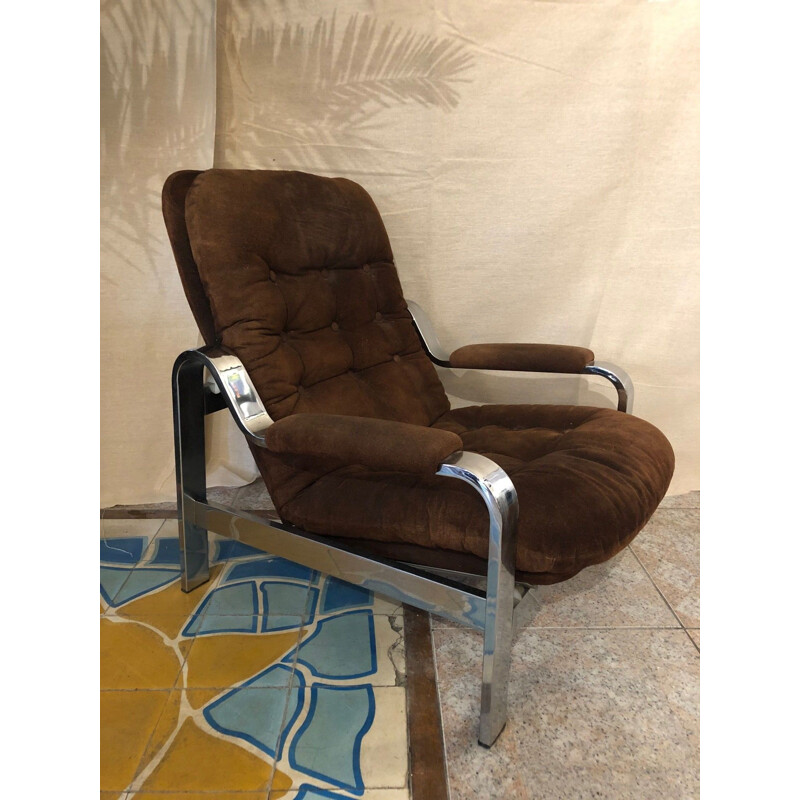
[100,0,232,507]
[101,0,699,506]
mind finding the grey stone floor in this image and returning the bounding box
[433,491,700,800]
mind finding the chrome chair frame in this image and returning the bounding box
[172,302,633,746]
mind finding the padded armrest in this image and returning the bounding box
[264,413,463,474]
[449,343,594,374]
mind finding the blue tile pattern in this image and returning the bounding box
[183,582,259,636]
[225,556,319,584]
[205,664,305,760]
[213,539,265,562]
[101,533,393,795]
[260,582,318,631]
[100,536,144,564]
[289,685,375,793]
[149,537,181,565]
[294,611,377,679]
[100,566,132,605]
[320,576,373,613]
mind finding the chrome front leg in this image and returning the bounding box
[438,452,519,747]
[172,353,211,592]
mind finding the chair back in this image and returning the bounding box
[163,169,450,425]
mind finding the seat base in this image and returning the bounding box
[261,404,675,582]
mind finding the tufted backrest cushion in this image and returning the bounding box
[181,169,450,426]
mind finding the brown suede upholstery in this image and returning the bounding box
[450,342,594,374]
[162,170,217,346]
[163,168,675,584]
[264,413,462,475]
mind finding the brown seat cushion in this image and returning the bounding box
[254,404,674,583]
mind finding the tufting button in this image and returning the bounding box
[269,270,278,282]
[375,312,383,321]
[296,385,305,394]
[331,322,339,331]
[363,263,370,271]
[393,354,401,363]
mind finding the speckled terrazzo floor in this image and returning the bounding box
[432,491,700,800]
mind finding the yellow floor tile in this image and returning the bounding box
[134,794,266,799]
[139,717,272,791]
[135,689,183,775]
[185,630,299,688]
[100,690,170,791]
[185,687,225,708]
[101,617,183,689]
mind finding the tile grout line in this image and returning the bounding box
[628,545,691,635]
[121,687,175,797]
[264,577,314,796]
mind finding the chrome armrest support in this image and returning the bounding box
[437,451,519,747]
[582,360,634,414]
[406,300,451,366]
[173,347,273,447]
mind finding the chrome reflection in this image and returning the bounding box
[176,347,274,446]
[406,299,451,366]
[582,360,635,414]
[187,496,488,631]
[437,451,519,747]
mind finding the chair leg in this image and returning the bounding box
[480,527,517,746]
[172,354,210,592]
[437,452,519,746]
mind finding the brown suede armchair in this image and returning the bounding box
[163,168,674,747]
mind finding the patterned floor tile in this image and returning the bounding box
[134,794,265,799]
[370,594,405,617]
[101,521,409,797]
[101,616,187,689]
[113,566,224,636]
[100,521,169,613]
[184,629,302,689]
[271,685,376,795]
[271,789,411,799]
[631,508,700,628]
[137,716,272,792]
[434,627,699,800]
[360,687,409,790]
[100,690,171,791]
